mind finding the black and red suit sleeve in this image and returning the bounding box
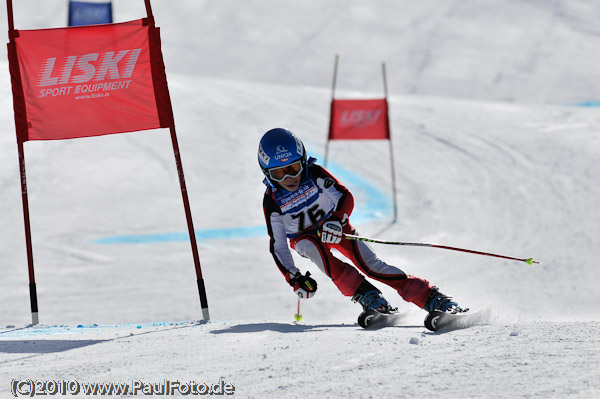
[263,190,300,284]
[310,164,354,223]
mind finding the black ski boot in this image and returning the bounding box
[352,280,395,313]
[424,286,467,314]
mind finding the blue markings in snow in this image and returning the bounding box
[0,321,195,338]
[94,156,392,245]
[95,226,267,245]
[573,101,600,107]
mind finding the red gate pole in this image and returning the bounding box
[382,62,398,223]
[143,0,154,21]
[144,0,210,320]
[7,0,39,325]
[17,142,39,325]
[169,127,210,321]
[324,54,339,168]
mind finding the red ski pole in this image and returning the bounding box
[294,296,303,321]
[344,233,539,265]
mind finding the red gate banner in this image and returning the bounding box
[8,18,174,143]
[328,98,390,140]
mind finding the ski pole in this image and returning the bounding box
[344,233,539,265]
[294,296,303,321]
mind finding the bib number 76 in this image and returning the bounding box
[291,204,326,231]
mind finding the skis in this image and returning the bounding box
[357,308,491,331]
[424,309,490,332]
[357,309,412,329]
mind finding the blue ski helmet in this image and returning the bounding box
[258,128,307,185]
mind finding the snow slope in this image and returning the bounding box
[1,1,600,398]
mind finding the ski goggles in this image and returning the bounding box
[268,160,303,182]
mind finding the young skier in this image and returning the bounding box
[259,127,466,323]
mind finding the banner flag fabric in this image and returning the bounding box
[8,18,174,143]
[68,1,113,27]
[328,98,390,140]
[7,0,210,324]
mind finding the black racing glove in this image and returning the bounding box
[289,271,318,299]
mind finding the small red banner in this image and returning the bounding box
[8,18,173,143]
[328,98,390,140]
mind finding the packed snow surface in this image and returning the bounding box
[1,1,599,398]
